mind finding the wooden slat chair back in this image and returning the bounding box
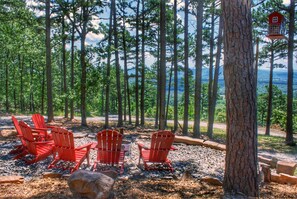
[51,127,76,161]
[94,130,125,173]
[19,121,37,155]
[149,131,175,162]
[12,116,26,147]
[48,127,92,173]
[18,121,53,164]
[32,113,46,129]
[138,130,176,172]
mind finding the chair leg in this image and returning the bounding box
[13,150,28,160]
[48,159,59,169]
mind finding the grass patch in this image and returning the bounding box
[258,134,297,154]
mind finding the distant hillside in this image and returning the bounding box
[171,67,297,96]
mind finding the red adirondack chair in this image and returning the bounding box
[48,127,92,173]
[93,130,125,174]
[138,130,177,172]
[32,113,55,139]
[17,121,53,164]
[10,116,47,155]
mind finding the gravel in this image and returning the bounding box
[0,129,225,181]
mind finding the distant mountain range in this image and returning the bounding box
[170,67,297,96]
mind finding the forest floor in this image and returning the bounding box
[0,115,297,198]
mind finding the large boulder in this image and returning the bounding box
[68,170,115,199]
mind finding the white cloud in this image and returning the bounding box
[87,32,104,42]
[283,0,290,5]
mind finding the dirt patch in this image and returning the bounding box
[1,178,297,198]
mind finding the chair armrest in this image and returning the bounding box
[46,126,56,129]
[170,146,178,151]
[76,143,92,151]
[35,141,54,145]
[138,142,149,150]
[32,127,50,131]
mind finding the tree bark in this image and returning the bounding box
[265,41,274,136]
[159,0,166,130]
[122,3,131,124]
[140,0,145,126]
[62,15,68,119]
[173,0,178,132]
[105,3,113,128]
[135,0,140,126]
[285,0,295,145]
[182,0,189,135]
[207,1,215,134]
[70,6,76,120]
[222,0,259,197]
[46,0,54,122]
[207,15,223,138]
[193,0,203,138]
[112,0,123,127]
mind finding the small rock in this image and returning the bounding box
[43,172,62,178]
[73,133,88,138]
[68,170,115,199]
[0,129,17,137]
[200,176,223,186]
[88,134,96,139]
[0,176,24,184]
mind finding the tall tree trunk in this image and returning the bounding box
[46,0,54,122]
[166,62,173,127]
[80,28,87,126]
[173,0,178,132]
[193,0,204,138]
[135,0,140,126]
[30,62,35,112]
[207,1,215,128]
[5,52,9,112]
[140,0,145,126]
[41,65,45,114]
[19,55,24,112]
[207,14,223,138]
[159,0,166,130]
[265,41,274,136]
[155,29,160,128]
[105,4,113,128]
[222,0,259,197]
[122,4,132,124]
[62,15,68,118]
[112,0,123,127]
[285,0,295,145]
[182,0,189,135]
[70,6,76,120]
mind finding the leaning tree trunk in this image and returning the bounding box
[222,0,259,197]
